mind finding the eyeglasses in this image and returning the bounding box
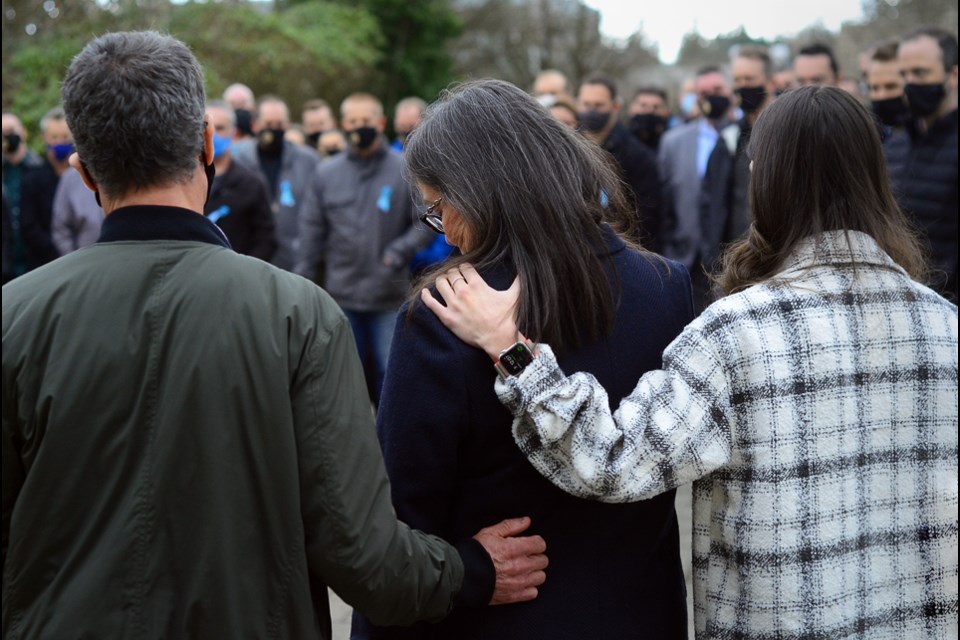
[419,196,444,234]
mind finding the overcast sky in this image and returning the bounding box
[585,0,867,63]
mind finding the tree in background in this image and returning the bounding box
[1,0,438,141]
[676,26,772,68]
[833,0,957,79]
[4,0,955,142]
[451,0,658,91]
[349,0,462,112]
[173,1,382,109]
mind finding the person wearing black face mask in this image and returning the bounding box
[223,83,257,141]
[231,96,319,272]
[866,41,908,139]
[2,111,43,280]
[884,27,958,300]
[296,92,434,404]
[576,74,663,250]
[301,98,337,153]
[723,47,777,258]
[658,65,737,311]
[626,86,670,152]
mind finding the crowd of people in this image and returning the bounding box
[1,23,957,640]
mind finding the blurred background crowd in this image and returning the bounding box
[2,0,957,400]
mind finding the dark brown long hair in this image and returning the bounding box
[717,85,927,295]
[404,79,638,353]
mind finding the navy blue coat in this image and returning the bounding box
[354,227,694,639]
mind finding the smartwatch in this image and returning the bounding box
[494,341,537,380]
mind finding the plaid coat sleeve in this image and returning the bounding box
[498,331,733,503]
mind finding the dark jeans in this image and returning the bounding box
[343,308,396,403]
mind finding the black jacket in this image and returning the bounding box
[18,158,61,271]
[603,123,664,251]
[205,159,277,261]
[884,109,958,300]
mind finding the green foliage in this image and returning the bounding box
[169,1,384,112]
[3,36,86,151]
[2,0,458,133]
[344,0,463,108]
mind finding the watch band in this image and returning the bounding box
[494,340,537,380]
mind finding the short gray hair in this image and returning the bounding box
[61,31,206,199]
[205,100,236,128]
[40,106,67,134]
[395,96,427,113]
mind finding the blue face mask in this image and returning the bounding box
[47,142,75,162]
[212,133,233,159]
[680,92,698,117]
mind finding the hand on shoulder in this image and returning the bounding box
[420,264,522,360]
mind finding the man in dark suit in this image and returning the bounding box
[658,66,736,310]
[577,74,663,250]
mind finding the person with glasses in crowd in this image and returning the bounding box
[352,79,694,639]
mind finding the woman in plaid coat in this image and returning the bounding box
[424,86,958,638]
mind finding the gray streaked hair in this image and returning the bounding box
[405,78,636,352]
[61,31,206,199]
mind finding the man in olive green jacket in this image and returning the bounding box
[1,31,546,639]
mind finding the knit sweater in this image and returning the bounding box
[499,230,958,639]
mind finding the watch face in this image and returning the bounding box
[500,342,534,375]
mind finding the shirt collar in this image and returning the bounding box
[698,117,720,141]
[97,205,232,249]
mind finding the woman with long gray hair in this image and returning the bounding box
[352,79,694,638]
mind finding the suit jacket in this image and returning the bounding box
[602,122,663,251]
[355,226,694,639]
[698,123,743,273]
[657,120,700,269]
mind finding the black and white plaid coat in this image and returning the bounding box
[498,231,959,638]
